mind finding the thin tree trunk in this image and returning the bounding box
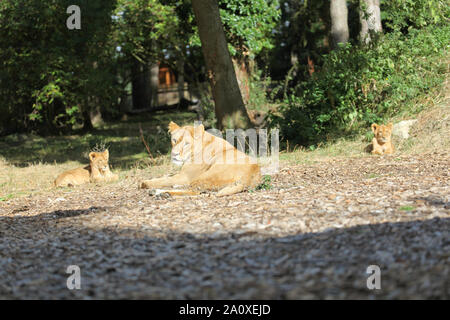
[177,58,185,107]
[191,0,251,130]
[89,101,103,126]
[81,62,100,132]
[150,63,159,108]
[131,58,142,109]
[330,0,349,49]
[359,0,382,44]
[81,106,94,132]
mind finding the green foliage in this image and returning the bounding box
[187,0,280,58]
[114,0,181,62]
[1,0,447,142]
[381,0,449,32]
[268,0,332,81]
[0,0,118,135]
[246,70,273,112]
[255,175,273,191]
[219,0,280,57]
[198,95,217,128]
[270,24,449,146]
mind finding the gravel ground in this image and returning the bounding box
[0,152,449,299]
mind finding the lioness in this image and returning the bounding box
[54,149,118,187]
[139,121,261,196]
[371,123,394,155]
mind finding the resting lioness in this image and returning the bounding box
[54,149,118,187]
[371,123,395,155]
[139,121,261,196]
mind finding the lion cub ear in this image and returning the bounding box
[371,123,378,133]
[168,121,180,133]
[103,149,109,159]
[387,122,393,130]
[89,152,96,161]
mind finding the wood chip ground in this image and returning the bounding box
[0,152,448,299]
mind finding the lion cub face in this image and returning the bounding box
[371,123,393,144]
[89,150,110,173]
[371,123,394,155]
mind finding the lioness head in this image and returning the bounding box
[89,150,110,173]
[168,121,205,166]
[371,123,393,144]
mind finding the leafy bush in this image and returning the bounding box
[269,24,449,146]
[381,0,449,32]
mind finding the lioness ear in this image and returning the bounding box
[103,149,109,159]
[168,121,180,133]
[387,122,393,129]
[371,123,378,133]
[194,124,204,140]
[89,152,96,161]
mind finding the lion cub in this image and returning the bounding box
[371,123,394,155]
[54,149,118,187]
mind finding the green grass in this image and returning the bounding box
[0,193,14,201]
[255,175,273,191]
[399,206,415,212]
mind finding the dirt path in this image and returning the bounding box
[0,152,448,299]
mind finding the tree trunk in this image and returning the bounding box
[81,107,94,132]
[191,0,251,130]
[330,0,349,49]
[89,102,103,126]
[150,63,159,108]
[359,0,382,44]
[131,58,152,110]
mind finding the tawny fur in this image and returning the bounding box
[139,121,261,196]
[371,123,395,155]
[54,150,118,187]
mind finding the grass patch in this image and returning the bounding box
[399,206,415,212]
[0,193,14,201]
[280,137,369,164]
[255,175,273,191]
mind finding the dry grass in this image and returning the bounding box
[398,78,450,153]
[0,159,74,200]
[0,155,176,201]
